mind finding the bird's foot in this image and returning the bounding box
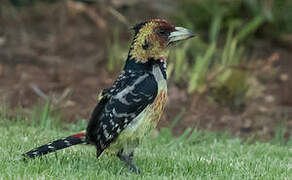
[117,151,141,174]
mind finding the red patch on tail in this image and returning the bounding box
[71,132,85,138]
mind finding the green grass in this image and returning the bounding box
[0,118,291,179]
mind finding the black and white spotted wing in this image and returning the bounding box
[86,70,158,156]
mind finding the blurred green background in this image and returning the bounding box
[0,0,291,142]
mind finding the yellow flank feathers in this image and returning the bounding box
[129,22,170,62]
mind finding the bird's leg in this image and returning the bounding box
[117,149,141,174]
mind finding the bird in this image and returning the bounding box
[23,18,194,173]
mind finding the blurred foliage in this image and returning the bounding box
[1,100,62,130]
[9,0,57,7]
[165,0,292,111]
[175,0,292,38]
[270,0,292,34]
[106,29,128,71]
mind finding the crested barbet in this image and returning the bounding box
[23,19,194,173]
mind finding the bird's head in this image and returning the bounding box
[129,19,194,62]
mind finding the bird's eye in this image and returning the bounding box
[142,40,149,50]
[158,30,167,36]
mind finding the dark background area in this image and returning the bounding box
[0,0,292,142]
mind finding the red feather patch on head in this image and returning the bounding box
[149,19,175,47]
[151,19,174,27]
[151,19,175,33]
[132,19,175,35]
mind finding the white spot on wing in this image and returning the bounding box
[112,108,135,118]
[133,98,142,102]
[64,140,71,146]
[117,128,121,133]
[104,129,109,139]
[110,119,114,126]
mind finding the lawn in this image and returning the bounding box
[0,119,291,180]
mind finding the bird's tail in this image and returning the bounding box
[23,131,86,159]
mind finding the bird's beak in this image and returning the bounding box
[168,27,195,44]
